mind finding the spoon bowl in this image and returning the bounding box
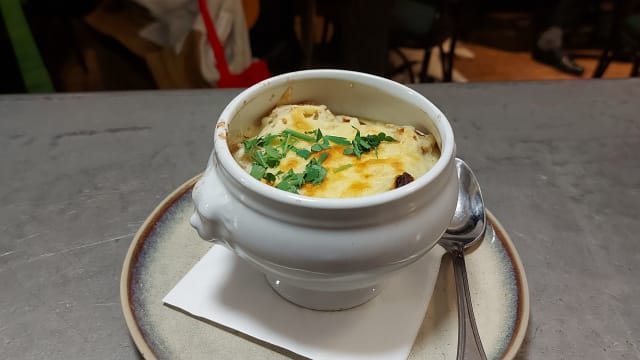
[440,158,486,244]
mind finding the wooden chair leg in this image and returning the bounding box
[631,55,640,77]
[593,48,612,78]
[593,0,622,78]
[419,47,432,83]
[438,43,447,81]
[444,35,457,82]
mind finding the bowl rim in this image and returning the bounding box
[213,69,455,210]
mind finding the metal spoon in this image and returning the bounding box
[439,158,488,360]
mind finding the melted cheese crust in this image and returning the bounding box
[233,104,440,198]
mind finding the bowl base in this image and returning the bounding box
[265,275,381,311]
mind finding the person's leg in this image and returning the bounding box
[532,0,585,76]
[536,26,564,51]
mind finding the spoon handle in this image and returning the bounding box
[452,249,488,360]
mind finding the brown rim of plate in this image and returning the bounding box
[120,175,530,360]
[119,174,201,360]
[489,212,531,359]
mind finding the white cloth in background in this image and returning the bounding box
[132,0,252,84]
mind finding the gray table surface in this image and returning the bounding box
[1,79,639,359]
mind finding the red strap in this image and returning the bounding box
[198,0,231,79]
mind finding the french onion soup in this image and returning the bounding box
[231,104,440,198]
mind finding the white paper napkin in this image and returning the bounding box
[163,245,445,360]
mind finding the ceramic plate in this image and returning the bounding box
[121,176,529,359]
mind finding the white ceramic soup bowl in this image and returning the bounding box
[190,69,458,311]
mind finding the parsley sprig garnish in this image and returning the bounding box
[343,128,397,158]
[242,126,396,193]
[274,152,328,193]
[245,135,288,181]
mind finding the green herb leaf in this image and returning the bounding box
[304,128,324,142]
[333,163,353,173]
[283,128,315,142]
[310,144,323,152]
[275,180,298,193]
[250,164,266,179]
[252,150,268,167]
[351,142,363,158]
[262,134,278,146]
[324,135,351,146]
[276,169,306,193]
[294,148,311,159]
[303,158,327,185]
[265,158,280,168]
[358,138,371,149]
[263,172,277,182]
[280,133,290,154]
[264,146,282,160]
[317,152,329,164]
[243,136,262,151]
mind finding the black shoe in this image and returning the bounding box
[532,47,584,76]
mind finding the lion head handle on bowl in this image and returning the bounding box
[190,152,233,245]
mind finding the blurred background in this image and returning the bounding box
[1,0,639,93]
